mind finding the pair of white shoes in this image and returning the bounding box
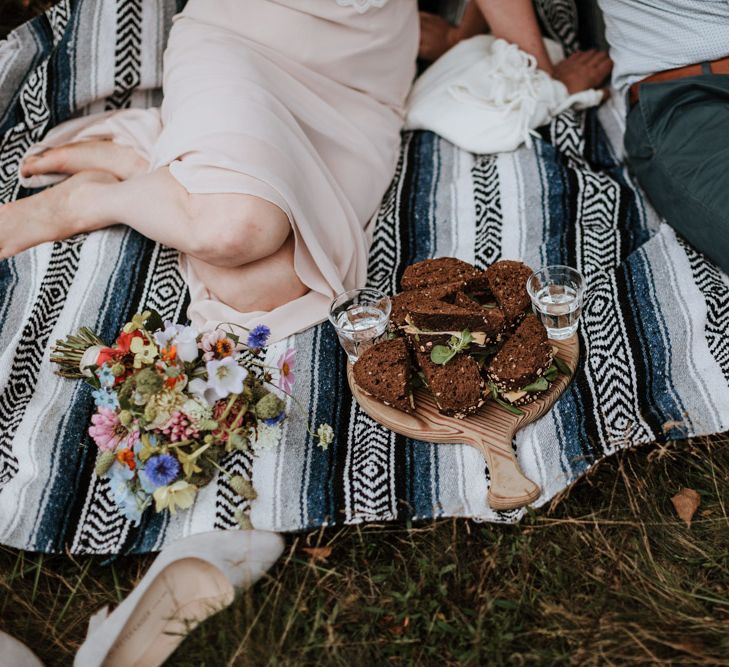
[1,530,284,667]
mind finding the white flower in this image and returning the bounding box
[80,345,105,377]
[153,322,180,349]
[153,480,197,514]
[252,423,282,453]
[316,423,334,450]
[187,378,220,406]
[153,322,199,363]
[206,357,247,400]
[145,391,186,429]
[181,398,212,424]
[174,326,200,363]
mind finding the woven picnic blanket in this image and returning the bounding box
[1,0,727,556]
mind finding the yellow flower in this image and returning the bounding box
[153,480,197,514]
[123,311,152,334]
[130,336,158,369]
[176,444,211,478]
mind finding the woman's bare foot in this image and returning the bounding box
[0,171,118,259]
[21,140,148,181]
[553,50,613,95]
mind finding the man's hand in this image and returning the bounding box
[418,12,457,62]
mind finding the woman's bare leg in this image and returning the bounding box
[188,235,308,313]
[3,141,308,312]
[0,166,291,266]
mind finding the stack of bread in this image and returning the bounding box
[352,258,567,419]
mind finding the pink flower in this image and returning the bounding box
[161,411,200,443]
[88,407,125,452]
[277,348,296,395]
[200,330,238,362]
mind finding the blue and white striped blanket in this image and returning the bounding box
[1,0,727,555]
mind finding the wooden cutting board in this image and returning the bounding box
[347,334,579,511]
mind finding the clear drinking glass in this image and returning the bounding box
[328,288,391,363]
[526,265,586,340]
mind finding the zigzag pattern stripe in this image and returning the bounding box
[365,132,411,294]
[214,450,255,530]
[0,62,51,204]
[553,112,655,452]
[344,402,398,522]
[472,155,502,269]
[0,240,84,487]
[47,0,72,45]
[680,241,729,385]
[105,0,143,110]
[139,244,188,323]
[534,0,579,54]
[71,475,132,554]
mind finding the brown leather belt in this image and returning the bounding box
[629,55,729,107]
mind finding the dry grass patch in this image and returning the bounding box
[1,435,727,666]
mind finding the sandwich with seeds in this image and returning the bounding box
[485,314,567,412]
[484,260,533,328]
[413,347,484,418]
[352,338,415,413]
[391,284,504,353]
[400,257,490,295]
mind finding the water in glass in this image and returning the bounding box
[334,304,389,362]
[532,284,582,339]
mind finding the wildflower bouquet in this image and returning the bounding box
[51,311,333,525]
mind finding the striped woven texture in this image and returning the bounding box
[0,0,727,555]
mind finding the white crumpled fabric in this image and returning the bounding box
[405,35,604,154]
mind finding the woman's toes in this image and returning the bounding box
[18,141,148,181]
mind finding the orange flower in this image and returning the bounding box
[161,345,178,363]
[116,448,136,471]
[215,339,234,358]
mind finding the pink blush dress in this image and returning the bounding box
[19,0,419,342]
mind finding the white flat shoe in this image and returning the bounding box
[0,631,44,667]
[74,529,284,667]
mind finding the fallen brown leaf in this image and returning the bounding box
[671,488,700,527]
[303,546,332,562]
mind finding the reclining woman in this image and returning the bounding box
[0,0,610,342]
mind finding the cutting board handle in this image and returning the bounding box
[474,433,541,511]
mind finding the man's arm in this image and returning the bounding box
[473,0,554,74]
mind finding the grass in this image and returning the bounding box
[1,3,728,664]
[1,435,728,665]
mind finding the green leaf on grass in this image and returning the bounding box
[554,356,572,376]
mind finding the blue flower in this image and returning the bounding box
[107,462,146,525]
[144,454,180,487]
[96,364,116,389]
[92,387,119,410]
[246,325,271,349]
[264,411,286,427]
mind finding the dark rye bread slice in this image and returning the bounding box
[408,300,490,334]
[486,315,553,401]
[390,284,460,329]
[485,260,534,327]
[452,292,506,336]
[400,257,490,294]
[352,338,414,413]
[414,348,484,418]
